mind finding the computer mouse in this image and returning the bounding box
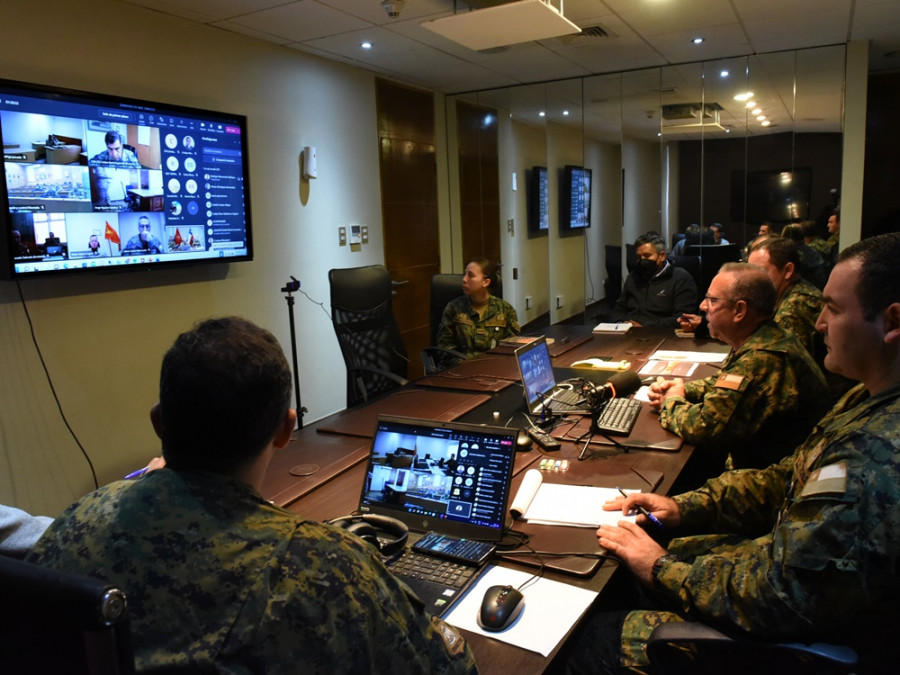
[477,584,525,632]
[516,429,533,452]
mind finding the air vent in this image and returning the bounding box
[554,24,615,46]
[580,25,609,38]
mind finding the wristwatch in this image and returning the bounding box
[652,553,680,586]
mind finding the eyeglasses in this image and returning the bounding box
[703,295,734,307]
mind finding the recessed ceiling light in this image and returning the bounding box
[756,115,767,121]
[360,41,373,49]
[761,120,772,126]
[734,91,754,101]
[562,110,570,116]
[751,108,762,115]
[720,70,729,78]
[745,101,756,108]
[692,37,705,45]
[539,111,546,118]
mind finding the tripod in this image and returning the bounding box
[281,276,308,429]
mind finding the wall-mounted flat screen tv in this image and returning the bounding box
[730,167,812,226]
[527,166,548,234]
[0,78,252,279]
[560,165,591,231]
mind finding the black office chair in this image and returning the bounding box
[646,622,858,675]
[328,265,409,408]
[604,245,623,302]
[0,555,134,674]
[684,243,741,298]
[421,273,467,375]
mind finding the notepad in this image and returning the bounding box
[592,322,632,335]
[509,469,637,528]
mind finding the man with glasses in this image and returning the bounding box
[648,263,829,480]
[564,234,900,674]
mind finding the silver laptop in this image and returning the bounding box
[356,415,518,615]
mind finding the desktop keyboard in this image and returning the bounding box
[594,397,642,435]
[387,549,478,589]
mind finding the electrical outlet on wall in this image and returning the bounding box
[525,296,532,310]
[556,295,564,309]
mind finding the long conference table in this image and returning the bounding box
[260,324,729,673]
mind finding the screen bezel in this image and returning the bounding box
[526,165,549,235]
[560,165,592,231]
[0,77,253,280]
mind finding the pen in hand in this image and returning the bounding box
[124,466,151,480]
[616,486,664,529]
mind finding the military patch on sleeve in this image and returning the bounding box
[799,461,848,498]
[714,373,745,390]
[431,616,467,657]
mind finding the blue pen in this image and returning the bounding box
[616,486,664,529]
[124,466,150,480]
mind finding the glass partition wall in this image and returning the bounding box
[444,45,845,327]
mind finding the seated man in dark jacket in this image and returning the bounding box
[608,233,698,328]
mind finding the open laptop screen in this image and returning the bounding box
[515,337,556,407]
[358,415,517,541]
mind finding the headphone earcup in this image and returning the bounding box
[326,514,408,556]
[344,522,380,549]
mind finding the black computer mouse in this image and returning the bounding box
[516,429,533,452]
[477,584,525,631]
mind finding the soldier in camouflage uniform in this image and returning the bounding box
[650,263,830,473]
[437,257,520,357]
[28,317,476,674]
[749,236,855,400]
[564,233,900,674]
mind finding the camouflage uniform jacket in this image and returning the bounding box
[774,277,823,357]
[437,294,520,356]
[807,235,832,260]
[28,469,476,674]
[659,321,830,469]
[621,382,900,673]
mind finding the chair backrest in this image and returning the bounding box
[0,555,134,674]
[604,245,622,302]
[684,243,741,297]
[429,273,463,346]
[328,265,408,408]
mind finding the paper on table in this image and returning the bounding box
[649,349,727,364]
[444,565,598,657]
[509,469,636,528]
[639,360,699,377]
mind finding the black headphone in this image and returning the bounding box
[327,514,408,556]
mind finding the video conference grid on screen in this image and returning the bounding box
[361,420,515,532]
[1,80,250,276]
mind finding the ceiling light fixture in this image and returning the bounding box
[761,120,772,126]
[734,91,754,101]
[720,70,729,77]
[360,41,373,50]
[692,37,705,45]
[751,108,762,115]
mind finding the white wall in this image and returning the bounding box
[1,0,386,514]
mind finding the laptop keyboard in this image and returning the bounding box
[534,387,584,413]
[594,397,642,435]
[387,549,478,589]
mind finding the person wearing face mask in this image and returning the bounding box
[608,233,698,328]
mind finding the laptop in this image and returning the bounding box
[356,415,518,616]
[515,336,595,415]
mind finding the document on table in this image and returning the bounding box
[444,565,598,657]
[649,349,728,364]
[509,469,636,528]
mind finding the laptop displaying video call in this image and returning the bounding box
[515,336,589,414]
[357,415,518,542]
